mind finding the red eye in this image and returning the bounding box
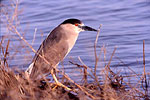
[75,23,78,26]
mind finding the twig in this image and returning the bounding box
[4,40,10,67]
[94,24,102,76]
[32,28,37,45]
[69,60,95,80]
[69,61,88,84]
[105,46,117,76]
[0,37,4,67]
[92,25,104,90]
[69,61,87,68]
[142,40,148,95]
[78,56,102,91]
[62,72,96,99]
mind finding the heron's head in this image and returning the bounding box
[60,18,97,34]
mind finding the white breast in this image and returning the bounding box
[67,33,79,53]
[60,24,80,56]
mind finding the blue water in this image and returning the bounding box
[1,0,150,82]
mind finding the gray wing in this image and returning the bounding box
[29,26,69,79]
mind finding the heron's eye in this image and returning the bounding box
[75,23,78,26]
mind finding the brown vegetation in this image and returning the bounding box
[0,0,149,100]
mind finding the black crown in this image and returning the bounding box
[61,18,82,25]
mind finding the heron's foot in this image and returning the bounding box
[51,71,72,91]
[52,81,72,91]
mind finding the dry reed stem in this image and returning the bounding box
[142,40,149,97]
[112,52,140,78]
[94,24,102,75]
[31,28,37,45]
[104,47,117,79]
[93,25,103,90]
[77,56,101,80]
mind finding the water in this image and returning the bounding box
[1,0,150,82]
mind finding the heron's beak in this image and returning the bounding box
[81,26,97,31]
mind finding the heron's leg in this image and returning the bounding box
[51,69,71,91]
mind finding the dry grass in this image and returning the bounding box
[0,0,150,100]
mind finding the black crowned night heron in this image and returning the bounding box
[26,18,97,89]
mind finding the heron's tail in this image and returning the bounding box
[25,63,34,75]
